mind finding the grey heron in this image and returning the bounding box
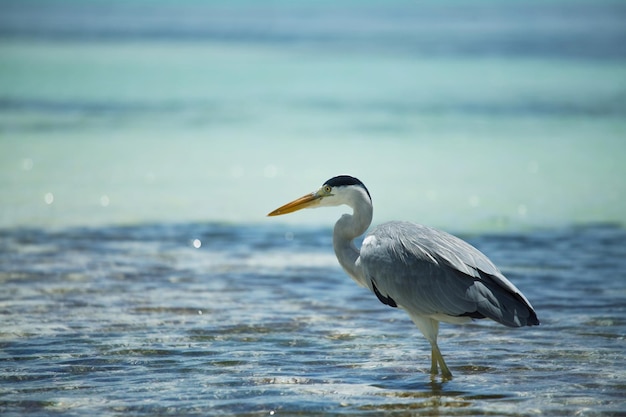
[267,175,539,379]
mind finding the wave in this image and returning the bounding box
[1,95,623,134]
[1,1,625,59]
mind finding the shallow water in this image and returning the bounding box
[1,223,625,416]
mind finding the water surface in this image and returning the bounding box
[1,0,625,231]
[1,223,625,416]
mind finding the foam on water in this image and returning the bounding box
[1,223,625,416]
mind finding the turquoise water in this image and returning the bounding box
[1,1,626,415]
[1,0,625,231]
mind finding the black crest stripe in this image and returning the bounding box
[324,175,371,200]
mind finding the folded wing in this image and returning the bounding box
[359,221,539,327]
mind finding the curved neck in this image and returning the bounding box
[332,198,372,286]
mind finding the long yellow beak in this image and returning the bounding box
[267,192,321,216]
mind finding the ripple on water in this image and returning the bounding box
[0,224,625,416]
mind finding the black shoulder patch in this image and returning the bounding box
[372,281,397,308]
[324,175,371,200]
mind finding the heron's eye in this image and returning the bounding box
[324,186,332,194]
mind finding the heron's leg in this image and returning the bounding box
[409,315,452,379]
[430,347,439,375]
[432,343,452,379]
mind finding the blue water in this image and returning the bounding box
[1,0,626,415]
[1,223,625,416]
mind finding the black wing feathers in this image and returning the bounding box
[372,280,398,308]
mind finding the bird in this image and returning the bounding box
[267,175,539,379]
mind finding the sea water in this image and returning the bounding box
[1,0,625,231]
[1,224,625,416]
[1,1,625,415]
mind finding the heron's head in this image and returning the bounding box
[267,175,372,216]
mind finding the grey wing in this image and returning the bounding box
[359,221,539,327]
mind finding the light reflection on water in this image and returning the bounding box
[0,223,625,416]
